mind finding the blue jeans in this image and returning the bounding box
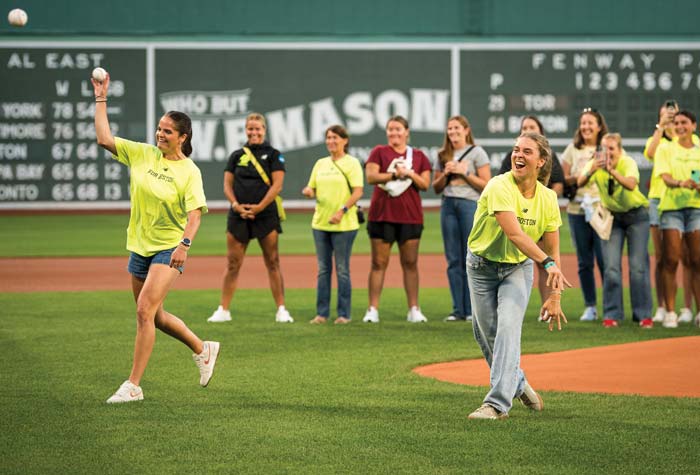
[466,250,534,415]
[441,196,477,317]
[312,229,358,319]
[568,213,605,307]
[603,207,652,321]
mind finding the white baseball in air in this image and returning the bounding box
[8,8,28,27]
[92,67,107,82]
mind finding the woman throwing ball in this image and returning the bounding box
[93,71,219,404]
[466,133,570,420]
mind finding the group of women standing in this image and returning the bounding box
[94,62,693,415]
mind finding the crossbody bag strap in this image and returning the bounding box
[243,146,271,186]
[330,158,353,193]
[456,145,476,162]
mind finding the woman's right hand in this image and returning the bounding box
[91,73,110,98]
[540,294,568,332]
[301,186,315,198]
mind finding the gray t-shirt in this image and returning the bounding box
[434,145,490,201]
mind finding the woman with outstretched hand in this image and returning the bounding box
[93,72,219,404]
[466,133,571,420]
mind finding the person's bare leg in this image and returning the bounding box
[661,230,682,312]
[368,239,392,309]
[128,265,180,386]
[398,238,421,308]
[219,232,248,309]
[259,230,285,306]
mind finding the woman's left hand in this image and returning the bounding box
[328,209,344,224]
[545,265,573,292]
[169,245,188,269]
[540,294,568,331]
[238,203,256,220]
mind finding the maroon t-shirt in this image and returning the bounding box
[366,145,432,224]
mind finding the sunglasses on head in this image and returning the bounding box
[582,107,598,113]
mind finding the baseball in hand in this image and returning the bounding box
[8,8,28,27]
[92,67,107,83]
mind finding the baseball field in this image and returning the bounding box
[1,211,699,474]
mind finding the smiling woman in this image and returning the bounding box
[92,70,219,404]
[465,132,571,420]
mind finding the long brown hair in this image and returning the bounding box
[438,115,475,166]
[573,110,608,149]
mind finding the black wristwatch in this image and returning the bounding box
[180,238,191,248]
[541,256,555,268]
[342,206,349,214]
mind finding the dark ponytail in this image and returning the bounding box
[165,110,193,157]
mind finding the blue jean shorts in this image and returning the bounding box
[648,198,660,226]
[660,208,700,233]
[127,247,183,279]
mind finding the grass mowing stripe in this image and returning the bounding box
[1,288,698,474]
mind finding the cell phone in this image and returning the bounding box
[691,169,700,184]
[665,99,678,110]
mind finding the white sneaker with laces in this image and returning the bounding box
[193,341,220,387]
[678,307,693,323]
[275,306,294,323]
[662,311,679,329]
[207,305,232,323]
[518,382,544,411]
[106,380,143,404]
[362,307,379,323]
[652,307,666,323]
[468,404,508,420]
[579,306,598,322]
[407,306,427,323]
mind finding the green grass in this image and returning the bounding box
[1,288,699,474]
[1,210,575,257]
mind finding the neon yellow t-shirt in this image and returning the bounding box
[113,137,208,256]
[580,154,648,213]
[307,155,363,231]
[654,141,700,212]
[468,173,561,264]
[644,134,699,199]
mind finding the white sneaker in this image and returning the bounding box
[518,382,544,411]
[362,307,379,323]
[207,305,231,323]
[193,341,220,387]
[407,306,427,323]
[579,306,598,321]
[695,312,700,328]
[678,307,693,323]
[468,404,508,420]
[662,311,679,329]
[275,306,294,323]
[652,307,666,323]
[106,380,143,404]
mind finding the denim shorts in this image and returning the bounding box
[660,207,700,233]
[648,198,660,227]
[127,247,183,279]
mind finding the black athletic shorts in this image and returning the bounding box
[227,212,282,243]
[367,220,423,244]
